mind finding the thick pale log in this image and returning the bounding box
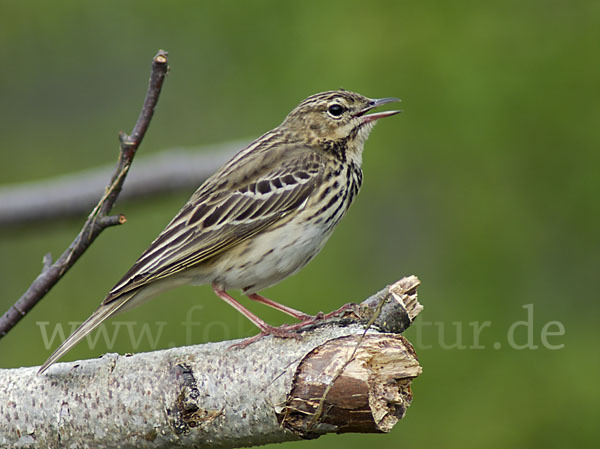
[0,277,422,449]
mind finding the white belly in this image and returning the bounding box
[206,218,334,294]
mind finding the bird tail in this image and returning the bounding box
[37,292,135,375]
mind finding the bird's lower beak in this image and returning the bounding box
[357,97,402,123]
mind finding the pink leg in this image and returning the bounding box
[212,285,271,332]
[212,284,303,339]
[246,293,312,321]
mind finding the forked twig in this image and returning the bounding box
[0,50,169,338]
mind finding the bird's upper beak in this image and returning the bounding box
[356,97,402,123]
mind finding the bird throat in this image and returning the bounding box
[319,124,370,166]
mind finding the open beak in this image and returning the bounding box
[356,97,402,123]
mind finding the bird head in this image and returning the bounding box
[281,90,401,152]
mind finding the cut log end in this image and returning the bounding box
[277,333,422,437]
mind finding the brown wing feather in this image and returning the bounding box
[103,143,324,304]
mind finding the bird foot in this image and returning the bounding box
[319,303,357,320]
[228,322,304,350]
[227,303,358,350]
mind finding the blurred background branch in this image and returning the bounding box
[0,143,241,227]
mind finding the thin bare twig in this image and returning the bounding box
[0,50,169,338]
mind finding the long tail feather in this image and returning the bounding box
[37,292,135,375]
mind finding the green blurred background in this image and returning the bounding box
[1,1,598,447]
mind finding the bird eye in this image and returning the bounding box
[327,103,345,117]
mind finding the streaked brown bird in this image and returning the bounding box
[38,90,401,374]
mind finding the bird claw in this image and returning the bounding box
[227,304,358,351]
[227,334,264,350]
[227,322,306,350]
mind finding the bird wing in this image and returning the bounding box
[103,142,324,304]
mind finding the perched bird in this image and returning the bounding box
[38,90,401,374]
